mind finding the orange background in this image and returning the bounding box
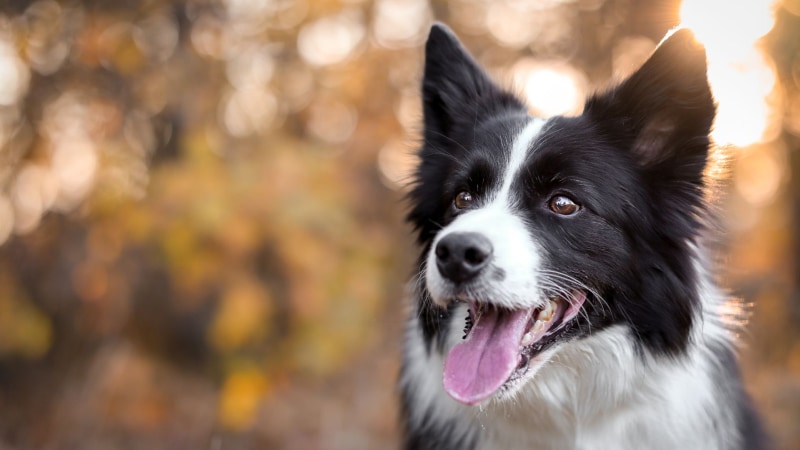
[0,0,797,448]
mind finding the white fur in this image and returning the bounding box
[401,301,475,438]
[402,264,742,449]
[496,119,545,204]
[425,119,548,311]
[404,117,746,447]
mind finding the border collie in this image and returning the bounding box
[399,23,764,450]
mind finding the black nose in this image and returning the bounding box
[435,232,493,283]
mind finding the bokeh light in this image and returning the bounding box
[306,97,358,144]
[41,92,100,211]
[0,0,797,448]
[221,86,280,137]
[735,143,787,207]
[378,138,418,190]
[511,59,587,117]
[372,0,431,49]
[23,1,71,75]
[0,196,13,245]
[0,38,30,106]
[297,9,365,66]
[11,164,55,233]
[486,2,538,48]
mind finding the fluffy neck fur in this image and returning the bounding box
[400,257,758,450]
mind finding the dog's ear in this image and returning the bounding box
[585,30,715,356]
[586,29,715,180]
[422,23,524,144]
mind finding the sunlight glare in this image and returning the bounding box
[680,0,778,147]
[511,59,586,117]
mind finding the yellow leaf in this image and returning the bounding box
[218,368,269,431]
[208,276,272,351]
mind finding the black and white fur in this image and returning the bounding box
[400,24,764,449]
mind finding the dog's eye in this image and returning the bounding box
[549,195,580,215]
[454,191,474,209]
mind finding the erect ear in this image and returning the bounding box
[422,23,525,144]
[583,30,714,357]
[585,29,715,176]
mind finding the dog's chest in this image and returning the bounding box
[477,407,705,450]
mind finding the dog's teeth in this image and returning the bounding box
[521,320,546,347]
[537,300,557,322]
[521,332,534,346]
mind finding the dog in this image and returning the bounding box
[399,23,764,450]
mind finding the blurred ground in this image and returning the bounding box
[0,0,798,449]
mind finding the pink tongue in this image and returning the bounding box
[443,307,532,405]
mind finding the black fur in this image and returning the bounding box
[400,380,478,450]
[408,24,529,352]
[408,26,715,357]
[401,23,763,449]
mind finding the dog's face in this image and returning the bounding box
[408,25,715,405]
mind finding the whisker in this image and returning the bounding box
[536,270,610,329]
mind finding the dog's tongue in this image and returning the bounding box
[443,307,531,405]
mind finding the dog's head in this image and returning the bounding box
[408,24,715,405]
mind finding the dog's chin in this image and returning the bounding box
[490,344,557,400]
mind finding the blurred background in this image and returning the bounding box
[0,0,797,448]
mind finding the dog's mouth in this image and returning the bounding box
[442,291,587,405]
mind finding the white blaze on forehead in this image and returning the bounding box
[495,118,545,206]
[425,117,548,311]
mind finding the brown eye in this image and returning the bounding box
[454,191,474,209]
[549,195,580,215]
